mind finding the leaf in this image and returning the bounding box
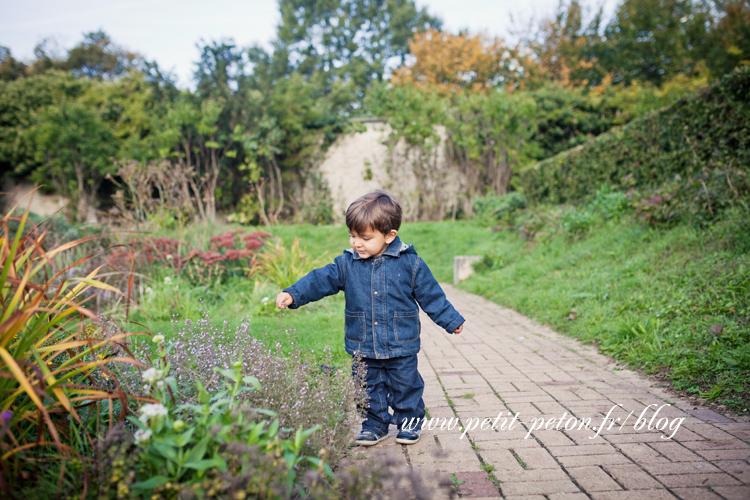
[709,324,723,335]
[205,141,221,149]
[721,356,738,366]
[183,437,209,465]
[184,457,225,471]
[153,442,179,462]
[131,476,170,490]
[242,375,261,390]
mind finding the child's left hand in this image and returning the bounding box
[453,324,463,334]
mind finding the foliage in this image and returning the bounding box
[391,28,512,95]
[274,0,440,107]
[27,99,117,221]
[256,238,330,288]
[0,197,142,494]
[91,335,326,498]
[706,0,750,78]
[596,0,711,85]
[518,67,750,222]
[472,192,527,227]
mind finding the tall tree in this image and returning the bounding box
[596,0,711,85]
[706,0,750,77]
[64,30,142,79]
[390,29,513,95]
[275,0,441,106]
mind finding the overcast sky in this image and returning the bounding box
[0,0,617,87]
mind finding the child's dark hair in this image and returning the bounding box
[346,190,402,236]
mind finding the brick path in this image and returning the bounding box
[357,285,750,500]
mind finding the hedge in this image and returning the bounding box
[518,67,750,214]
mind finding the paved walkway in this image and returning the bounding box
[358,285,750,500]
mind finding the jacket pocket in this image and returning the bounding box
[345,310,366,342]
[393,311,420,344]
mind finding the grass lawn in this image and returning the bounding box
[132,220,503,365]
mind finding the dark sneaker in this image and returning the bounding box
[395,427,421,445]
[355,428,388,446]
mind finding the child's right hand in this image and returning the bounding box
[276,292,294,309]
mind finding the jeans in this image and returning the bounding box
[357,354,425,434]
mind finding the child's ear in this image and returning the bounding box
[385,230,398,243]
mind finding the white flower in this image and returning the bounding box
[139,403,168,423]
[134,429,152,443]
[166,255,174,261]
[152,334,165,345]
[164,276,173,284]
[261,296,270,305]
[142,368,165,385]
[145,286,154,296]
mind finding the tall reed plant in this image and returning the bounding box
[0,193,144,497]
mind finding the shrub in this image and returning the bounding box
[472,192,527,227]
[256,238,329,288]
[518,67,750,221]
[95,331,451,499]
[561,206,597,236]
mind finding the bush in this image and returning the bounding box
[519,67,750,221]
[256,238,330,288]
[472,192,527,227]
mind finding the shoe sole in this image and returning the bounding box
[395,435,420,445]
[355,434,387,446]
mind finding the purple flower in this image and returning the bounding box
[1,410,12,422]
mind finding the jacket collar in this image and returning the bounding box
[345,236,413,260]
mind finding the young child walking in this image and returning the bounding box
[275,190,464,446]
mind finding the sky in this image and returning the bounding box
[0,0,617,88]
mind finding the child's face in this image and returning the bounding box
[349,227,397,259]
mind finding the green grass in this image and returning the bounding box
[461,211,750,412]
[133,220,501,364]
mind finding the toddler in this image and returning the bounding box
[276,190,464,445]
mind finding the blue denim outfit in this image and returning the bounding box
[284,236,465,433]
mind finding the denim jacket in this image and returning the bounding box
[283,236,465,359]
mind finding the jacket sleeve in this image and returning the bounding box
[283,254,346,309]
[412,257,465,334]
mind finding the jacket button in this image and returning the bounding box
[374,322,378,326]
[374,291,378,295]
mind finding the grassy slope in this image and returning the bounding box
[461,214,750,412]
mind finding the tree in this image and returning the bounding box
[0,47,28,82]
[64,30,142,79]
[0,71,91,179]
[157,93,244,222]
[390,29,514,95]
[522,0,605,87]
[275,0,441,106]
[706,0,750,77]
[596,0,711,85]
[28,100,116,221]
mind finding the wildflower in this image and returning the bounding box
[134,429,152,443]
[142,367,165,385]
[139,403,168,423]
[164,276,173,284]
[152,334,165,345]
